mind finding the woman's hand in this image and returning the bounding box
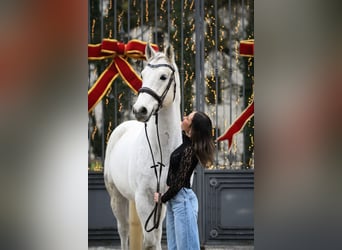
[154,192,161,203]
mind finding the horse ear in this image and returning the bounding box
[165,45,175,63]
[145,43,156,61]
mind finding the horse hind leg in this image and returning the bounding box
[106,182,129,250]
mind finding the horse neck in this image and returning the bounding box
[146,101,182,147]
[146,64,182,148]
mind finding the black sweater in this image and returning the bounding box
[161,133,198,203]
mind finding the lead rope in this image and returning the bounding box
[144,113,165,232]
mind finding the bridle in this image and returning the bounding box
[138,63,176,113]
[138,63,176,232]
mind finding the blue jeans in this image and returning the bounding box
[166,188,200,250]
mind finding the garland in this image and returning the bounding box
[88,39,158,112]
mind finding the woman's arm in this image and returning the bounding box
[160,146,194,203]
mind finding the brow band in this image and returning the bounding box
[147,63,175,72]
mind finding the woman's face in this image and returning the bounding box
[181,112,195,135]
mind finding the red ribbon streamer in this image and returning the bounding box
[217,101,254,150]
[88,39,159,112]
[239,39,254,57]
[217,39,254,150]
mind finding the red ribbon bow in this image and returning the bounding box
[217,39,254,150]
[88,39,159,112]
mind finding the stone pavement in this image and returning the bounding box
[88,245,254,250]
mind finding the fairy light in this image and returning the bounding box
[104,86,112,106]
[91,19,96,41]
[145,0,149,22]
[160,0,166,13]
[172,30,178,40]
[171,0,176,14]
[248,133,254,151]
[106,121,112,143]
[205,14,214,40]
[189,0,194,10]
[118,92,124,112]
[91,126,98,141]
[159,0,166,29]
[184,37,189,46]
[107,0,113,38]
[169,0,178,43]
[184,70,190,86]
[190,23,195,32]
[88,0,253,171]
[117,10,124,35]
[93,161,103,172]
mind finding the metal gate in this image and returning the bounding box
[88,0,254,247]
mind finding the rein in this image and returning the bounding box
[144,114,164,232]
[141,63,176,232]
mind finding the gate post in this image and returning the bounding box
[195,0,205,112]
[129,201,142,249]
[195,0,205,244]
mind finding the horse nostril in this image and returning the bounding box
[140,107,147,115]
[132,106,148,119]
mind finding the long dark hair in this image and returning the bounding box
[190,111,215,168]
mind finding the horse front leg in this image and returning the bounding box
[135,193,166,250]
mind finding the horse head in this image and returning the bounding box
[133,43,178,122]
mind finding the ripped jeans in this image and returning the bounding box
[166,188,200,250]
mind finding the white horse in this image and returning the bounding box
[104,43,182,250]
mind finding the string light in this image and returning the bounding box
[88,0,253,171]
[117,10,124,34]
[106,121,112,143]
[91,19,96,41]
[160,0,166,13]
[189,0,194,10]
[118,92,124,112]
[91,126,97,141]
[145,0,149,22]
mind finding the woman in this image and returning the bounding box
[154,111,215,250]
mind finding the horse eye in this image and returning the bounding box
[160,75,167,80]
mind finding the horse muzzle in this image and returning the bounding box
[133,105,154,122]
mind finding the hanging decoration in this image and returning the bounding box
[88,39,159,112]
[217,39,254,150]
[217,101,254,149]
[239,39,254,57]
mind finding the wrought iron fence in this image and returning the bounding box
[88,0,254,172]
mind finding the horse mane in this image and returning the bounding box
[151,52,172,64]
